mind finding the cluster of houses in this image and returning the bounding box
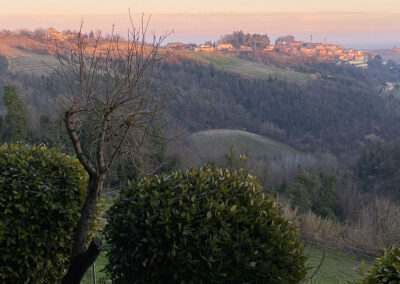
[46,28,73,41]
[167,36,370,68]
[272,36,369,68]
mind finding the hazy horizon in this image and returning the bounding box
[1,0,400,49]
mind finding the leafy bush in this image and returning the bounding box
[0,144,88,283]
[104,167,308,283]
[355,246,400,283]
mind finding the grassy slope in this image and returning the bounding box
[189,129,296,162]
[8,52,58,75]
[187,51,310,84]
[4,46,310,83]
[305,245,371,284]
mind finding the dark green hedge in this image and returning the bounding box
[104,167,308,283]
[0,144,88,283]
[355,246,400,283]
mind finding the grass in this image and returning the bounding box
[187,51,311,84]
[6,49,310,84]
[81,250,108,284]
[189,129,296,163]
[391,88,400,96]
[305,244,371,284]
[8,53,58,75]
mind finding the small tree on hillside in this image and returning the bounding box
[3,86,28,142]
[50,17,170,283]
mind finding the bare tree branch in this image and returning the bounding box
[49,15,170,283]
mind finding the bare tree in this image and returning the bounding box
[50,16,170,283]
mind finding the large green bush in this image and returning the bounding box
[104,167,308,283]
[355,246,400,283]
[0,144,88,283]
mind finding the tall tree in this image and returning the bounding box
[0,115,3,141]
[3,86,28,142]
[51,18,170,283]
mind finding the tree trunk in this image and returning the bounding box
[62,237,102,284]
[62,173,105,284]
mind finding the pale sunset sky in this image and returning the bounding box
[1,0,400,48]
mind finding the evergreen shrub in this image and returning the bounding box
[0,144,88,283]
[104,167,308,283]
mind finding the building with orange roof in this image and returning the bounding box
[167,42,186,49]
[195,42,214,53]
[263,45,276,51]
[46,28,73,41]
[217,43,234,51]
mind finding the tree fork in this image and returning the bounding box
[62,237,102,284]
[63,174,104,283]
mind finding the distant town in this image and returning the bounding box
[167,35,379,68]
[2,28,400,68]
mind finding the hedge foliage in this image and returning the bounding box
[104,167,308,283]
[0,144,88,283]
[355,246,400,283]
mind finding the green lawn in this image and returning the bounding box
[305,244,371,284]
[188,52,311,84]
[81,250,108,284]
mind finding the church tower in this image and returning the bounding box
[323,37,327,45]
[310,35,313,44]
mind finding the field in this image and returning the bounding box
[188,129,296,163]
[305,244,370,284]
[187,51,311,84]
[8,52,58,75]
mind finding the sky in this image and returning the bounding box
[1,0,400,48]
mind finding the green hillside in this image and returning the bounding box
[188,129,296,162]
[306,245,371,284]
[188,52,311,84]
[8,53,58,75]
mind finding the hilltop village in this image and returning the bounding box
[0,28,394,68]
[168,35,372,68]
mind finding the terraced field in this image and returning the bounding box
[188,129,296,163]
[188,52,311,84]
[8,53,58,76]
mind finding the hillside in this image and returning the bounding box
[0,35,47,57]
[8,52,58,75]
[372,49,400,63]
[3,35,400,154]
[186,51,311,84]
[306,245,370,284]
[188,129,296,163]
